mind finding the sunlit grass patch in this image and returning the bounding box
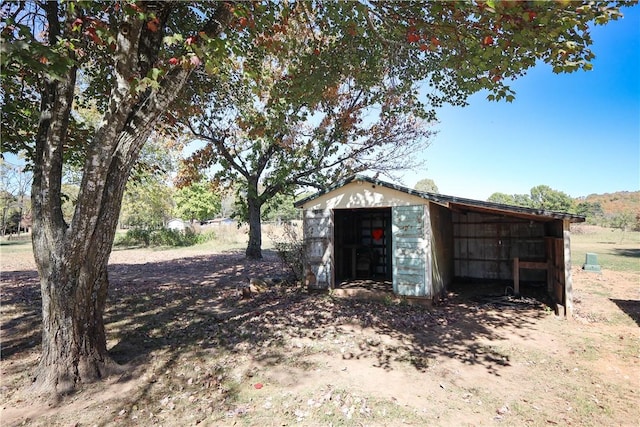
[571,226,640,272]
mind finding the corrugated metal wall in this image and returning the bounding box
[453,211,546,281]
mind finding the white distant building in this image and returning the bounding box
[167,218,187,231]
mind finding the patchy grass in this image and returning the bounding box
[571,225,640,272]
[0,238,31,252]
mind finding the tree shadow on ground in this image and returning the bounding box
[0,270,41,359]
[103,251,547,378]
[613,248,640,258]
[0,239,31,246]
[1,249,549,420]
[610,299,640,326]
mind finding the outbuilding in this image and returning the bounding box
[295,175,585,316]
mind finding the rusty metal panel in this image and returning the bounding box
[455,238,468,258]
[454,259,466,277]
[453,211,547,281]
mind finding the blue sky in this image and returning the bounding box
[402,4,640,201]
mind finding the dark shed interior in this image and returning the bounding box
[448,202,569,302]
[334,208,392,282]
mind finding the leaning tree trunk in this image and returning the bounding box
[245,177,264,260]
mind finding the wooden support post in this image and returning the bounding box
[545,238,554,294]
[563,220,574,316]
[513,257,520,296]
[513,258,548,297]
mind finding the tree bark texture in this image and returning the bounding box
[245,177,263,260]
[28,1,232,396]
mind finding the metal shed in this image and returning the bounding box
[295,175,585,316]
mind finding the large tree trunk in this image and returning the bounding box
[31,152,131,395]
[27,1,232,397]
[245,177,263,260]
[28,1,199,397]
[32,262,116,394]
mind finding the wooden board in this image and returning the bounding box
[453,211,546,281]
[392,205,429,297]
[303,209,333,290]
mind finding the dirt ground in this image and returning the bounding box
[1,245,638,426]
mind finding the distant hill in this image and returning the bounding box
[577,191,640,216]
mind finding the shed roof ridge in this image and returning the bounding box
[295,174,585,222]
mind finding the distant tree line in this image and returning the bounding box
[412,179,639,232]
[488,185,574,212]
[487,185,639,231]
[118,178,304,230]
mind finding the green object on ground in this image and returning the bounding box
[582,252,601,272]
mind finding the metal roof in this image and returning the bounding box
[294,174,586,223]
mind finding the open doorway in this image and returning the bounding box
[333,208,392,284]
